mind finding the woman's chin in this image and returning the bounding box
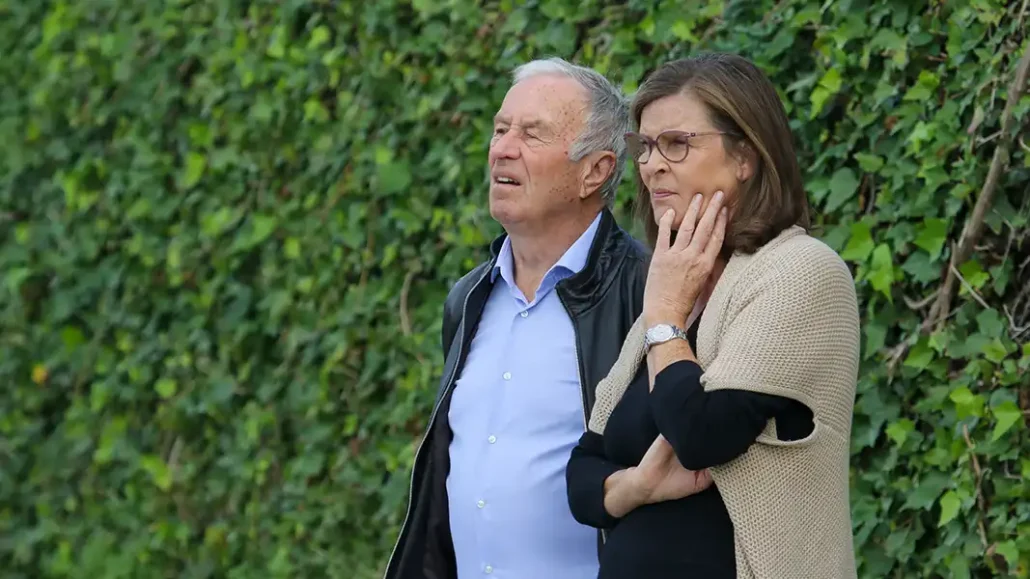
[651,198,684,225]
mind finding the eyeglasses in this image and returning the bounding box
[624,130,730,164]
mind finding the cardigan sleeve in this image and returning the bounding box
[649,360,812,471]
[565,430,624,529]
[697,236,861,433]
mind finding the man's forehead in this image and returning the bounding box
[495,75,588,125]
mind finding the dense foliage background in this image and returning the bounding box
[2,0,1028,577]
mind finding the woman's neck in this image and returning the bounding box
[687,257,728,328]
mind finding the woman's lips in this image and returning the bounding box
[652,189,676,199]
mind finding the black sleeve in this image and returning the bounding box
[565,430,624,530]
[648,360,809,471]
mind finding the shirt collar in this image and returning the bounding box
[491,212,603,291]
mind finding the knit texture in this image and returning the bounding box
[587,226,861,579]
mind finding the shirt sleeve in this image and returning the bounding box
[648,360,804,471]
[565,430,624,530]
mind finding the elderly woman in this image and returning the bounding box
[565,53,861,578]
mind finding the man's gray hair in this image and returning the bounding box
[512,57,630,205]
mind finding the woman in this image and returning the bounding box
[565,53,861,578]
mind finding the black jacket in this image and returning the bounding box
[383,209,649,579]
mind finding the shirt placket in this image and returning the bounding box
[475,294,524,577]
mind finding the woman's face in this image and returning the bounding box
[633,92,752,231]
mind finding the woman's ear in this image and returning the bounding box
[734,142,757,182]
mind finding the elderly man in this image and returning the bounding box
[384,57,647,579]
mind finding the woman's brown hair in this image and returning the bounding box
[630,53,811,254]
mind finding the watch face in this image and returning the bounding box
[649,325,674,342]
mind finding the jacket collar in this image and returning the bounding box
[483,208,640,313]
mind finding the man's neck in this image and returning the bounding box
[507,210,601,302]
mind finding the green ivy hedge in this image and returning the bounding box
[2,1,1028,577]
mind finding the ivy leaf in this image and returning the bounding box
[958,259,990,292]
[902,252,941,285]
[990,401,1022,441]
[810,68,842,118]
[863,321,886,360]
[854,153,885,173]
[309,26,330,49]
[233,214,279,252]
[976,308,1005,337]
[868,244,895,302]
[903,70,941,102]
[61,326,86,350]
[885,418,914,445]
[903,471,949,511]
[842,221,875,263]
[284,237,301,260]
[182,152,206,189]
[994,541,1020,569]
[378,161,412,195]
[937,490,961,527]
[904,340,935,370]
[155,378,177,399]
[140,455,173,491]
[949,387,985,418]
[201,207,237,239]
[913,218,948,261]
[825,168,860,212]
[981,338,1008,363]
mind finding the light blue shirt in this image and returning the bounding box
[446,212,602,579]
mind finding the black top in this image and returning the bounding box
[565,316,813,578]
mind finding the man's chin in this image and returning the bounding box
[488,198,528,230]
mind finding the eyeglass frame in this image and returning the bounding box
[624,130,734,164]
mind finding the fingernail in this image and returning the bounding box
[715,190,724,201]
[693,194,703,205]
[664,209,674,219]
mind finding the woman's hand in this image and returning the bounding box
[643,191,728,328]
[602,435,712,518]
[630,434,713,505]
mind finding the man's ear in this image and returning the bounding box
[581,151,617,199]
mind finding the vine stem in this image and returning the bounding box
[923,43,1030,334]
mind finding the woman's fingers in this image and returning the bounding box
[703,207,728,262]
[656,208,674,251]
[672,194,703,251]
[690,190,724,251]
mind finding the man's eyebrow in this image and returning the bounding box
[492,115,549,130]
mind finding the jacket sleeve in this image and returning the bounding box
[649,360,809,471]
[565,430,624,530]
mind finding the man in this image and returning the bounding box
[384,57,648,579]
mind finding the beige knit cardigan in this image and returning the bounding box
[588,226,861,579]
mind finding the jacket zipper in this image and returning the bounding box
[556,289,606,545]
[383,267,489,578]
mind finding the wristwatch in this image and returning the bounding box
[644,323,689,350]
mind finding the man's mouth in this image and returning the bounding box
[494,176,521,186]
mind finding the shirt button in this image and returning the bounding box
[502,372,511,380]
[477,499,486,508]
[520,311,528,318]
[484,566,493,574]
[487,435,497,444]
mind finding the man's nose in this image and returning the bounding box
[489,131,520,161]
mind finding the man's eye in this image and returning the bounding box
[493,127,507,135]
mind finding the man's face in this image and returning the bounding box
[487,74,588,231]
